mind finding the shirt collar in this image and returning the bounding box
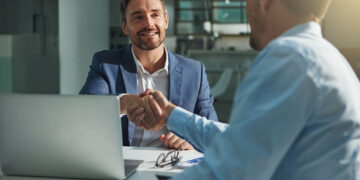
[131,45,169,75]
[280,21,322,38]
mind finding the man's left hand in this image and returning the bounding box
[160,132,194,150]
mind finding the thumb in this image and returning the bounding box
[160,134,165,142]
[139,89,151,97]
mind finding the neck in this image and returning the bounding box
[132,44,166,74]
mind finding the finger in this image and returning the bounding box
[141,118,151,130]
[141,97,154,127]
[167,134,179,149]
[172,139,185,149]
[153,124,164,132]
[135,112,145,124]
[139,89,151,97]
[163,132,174,148]
[144,96,158,128]
[149,95,163,120]
[149,91,167,109]
[132,104,151,130]
[127,105,138,117]
[180,142,194,151]
[133,107,144,118]
[160,134,165,142]
[127,106,139,124]
[130,107,144,124]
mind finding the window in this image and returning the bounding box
[175,0,250,35]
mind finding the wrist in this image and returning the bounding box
[119,94,138,114]
[164,103,176,124]
[119,96,127,114]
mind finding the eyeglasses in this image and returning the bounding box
[155,150,180,168]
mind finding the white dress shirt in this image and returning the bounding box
[129,46,170,147]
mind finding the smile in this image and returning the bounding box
[139,32,159,36]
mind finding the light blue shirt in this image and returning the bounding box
[168,22,360,180]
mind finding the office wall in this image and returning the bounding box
[323,0,360,78]
[0,0,59,56]
[0,0,36,34]
[59,0,110,94]
[165,0,175,36]
[215,36,251,51]
[0,34,60,94]
[0,36,12,93]
[0,0,59,94]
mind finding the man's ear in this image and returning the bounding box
[260,0,275,12]
[164,13,169,30]
[122,21,128,35]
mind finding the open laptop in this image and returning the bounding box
[0,94,143,179]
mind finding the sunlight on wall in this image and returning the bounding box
[323,0,360,48]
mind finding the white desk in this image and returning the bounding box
[0,147,203,180]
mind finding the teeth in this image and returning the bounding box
[141,32,157,36]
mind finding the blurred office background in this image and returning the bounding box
[0,0,359,123]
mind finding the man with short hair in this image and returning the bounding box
[130,0,360,179]
[80,0,218,149]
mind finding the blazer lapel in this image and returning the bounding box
[168,50,183,106]
[119,45,138,94]
[118,45,137,144]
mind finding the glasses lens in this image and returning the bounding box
[156,153,166,167]
[155,151,180,168]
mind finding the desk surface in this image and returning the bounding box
[0,147,203,180]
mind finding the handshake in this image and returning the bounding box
[120,89,193,150]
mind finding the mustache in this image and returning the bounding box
[137,27,159,34]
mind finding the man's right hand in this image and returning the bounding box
[119,94,142,114]
[125,94,163,130]
[127,89,176,131]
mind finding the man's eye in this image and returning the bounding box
[134,16,143,20]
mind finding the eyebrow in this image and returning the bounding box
[130,9,161,17]
[130,11,142,17]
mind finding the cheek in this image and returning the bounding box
[156,18,168,29]
[129,25,141,34]
[156,20,164,28]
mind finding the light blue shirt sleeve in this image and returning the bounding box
[167,107,228,152]
[168,44,319,179]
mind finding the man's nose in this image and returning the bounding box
[144,15,155,28]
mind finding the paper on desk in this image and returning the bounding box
[180,153,204,162]
[177,153,204,168]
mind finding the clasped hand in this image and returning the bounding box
[120,89,193,150]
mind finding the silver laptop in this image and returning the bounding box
[0,94,142,179]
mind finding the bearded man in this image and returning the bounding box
[80,0,218,149]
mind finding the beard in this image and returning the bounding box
[249,31,263,51]
[132,27,165,51]
[247,0,266,51]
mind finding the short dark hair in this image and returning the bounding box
[120,0,166,23]
[281,0,332,21]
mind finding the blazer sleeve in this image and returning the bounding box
[194,63,219,122]
[79,53,110,95]
[79,52,130,146]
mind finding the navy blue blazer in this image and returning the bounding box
[80,45,218,146]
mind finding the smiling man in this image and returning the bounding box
[79,0,218,149]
